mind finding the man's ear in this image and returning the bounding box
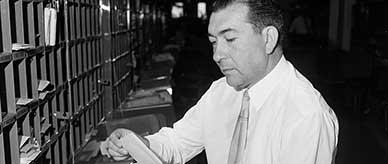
[261,26,279,54]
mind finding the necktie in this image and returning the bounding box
[228,90,250,164]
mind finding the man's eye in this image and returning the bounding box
[225,38,236,42]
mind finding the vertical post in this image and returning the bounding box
[1,0,20,163]
[30,56,41,145]
[49,48,60,164]
[39,49,53,161]
[94,0,100,125]
[0,80,5,163]
[5,62,20,164]
[97,0,104,125]
[14,0,31,138]
[64,0,74,162]
[37,1,45,47]
[101,0,113,115]
[72,1,81,149]
[19,59,31,135]
[328,0,340,49]
[69,4,77,152]
[76,1,86,148]
[341,0,354,51]
[35,0,45,147]
[15,0,25,43]
[27,1,35,46]
[26,0,41,150]
[1,0,12,52]
[80,3,89,138]
[58,37,68,164]
[85,2,91,133]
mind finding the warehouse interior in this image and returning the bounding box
[0,0,387,163]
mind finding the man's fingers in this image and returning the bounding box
[107,148,126,157]
[104,128,132,158]
[109,131,125,149]
[107,148,130,161]
[107,140,129,156]
[99,141,111,158]
[112,155,130,161]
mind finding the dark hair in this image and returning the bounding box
[212,0,285,46]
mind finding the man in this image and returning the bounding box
[102,0,339,164]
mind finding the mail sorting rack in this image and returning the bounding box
[112,0,166,110]
[111,0,134,110]
[0,0,167,164]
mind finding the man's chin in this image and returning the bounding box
[225,77,244,91]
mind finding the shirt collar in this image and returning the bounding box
[245,55,289,111]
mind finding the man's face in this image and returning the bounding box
[208,3,269,91]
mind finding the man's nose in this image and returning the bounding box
[213,44,226,62]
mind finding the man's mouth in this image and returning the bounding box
[221,68,234,74]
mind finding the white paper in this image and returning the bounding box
[38,91,49,100]
[44,8,51,46]
[120,131,162,164]
[12,43,33,51]
[44,8,57,46]
[38,80,50,92]
[19,136,30,149]
[49,8,57,46]
[16,98,34,106]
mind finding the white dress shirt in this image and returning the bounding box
[145,56,339,164]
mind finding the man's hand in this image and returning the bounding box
[101,128,132,161]
[100,128,151,161]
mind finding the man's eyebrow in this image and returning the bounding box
[208,28,237,37]
[218,28,236,35]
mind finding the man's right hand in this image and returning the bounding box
[101,128,132,161]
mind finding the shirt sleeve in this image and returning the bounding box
[145,93,208,164]
[279,110,339,164]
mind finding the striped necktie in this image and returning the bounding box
[228,90,250,164]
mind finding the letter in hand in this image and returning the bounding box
[100,128,132,161]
